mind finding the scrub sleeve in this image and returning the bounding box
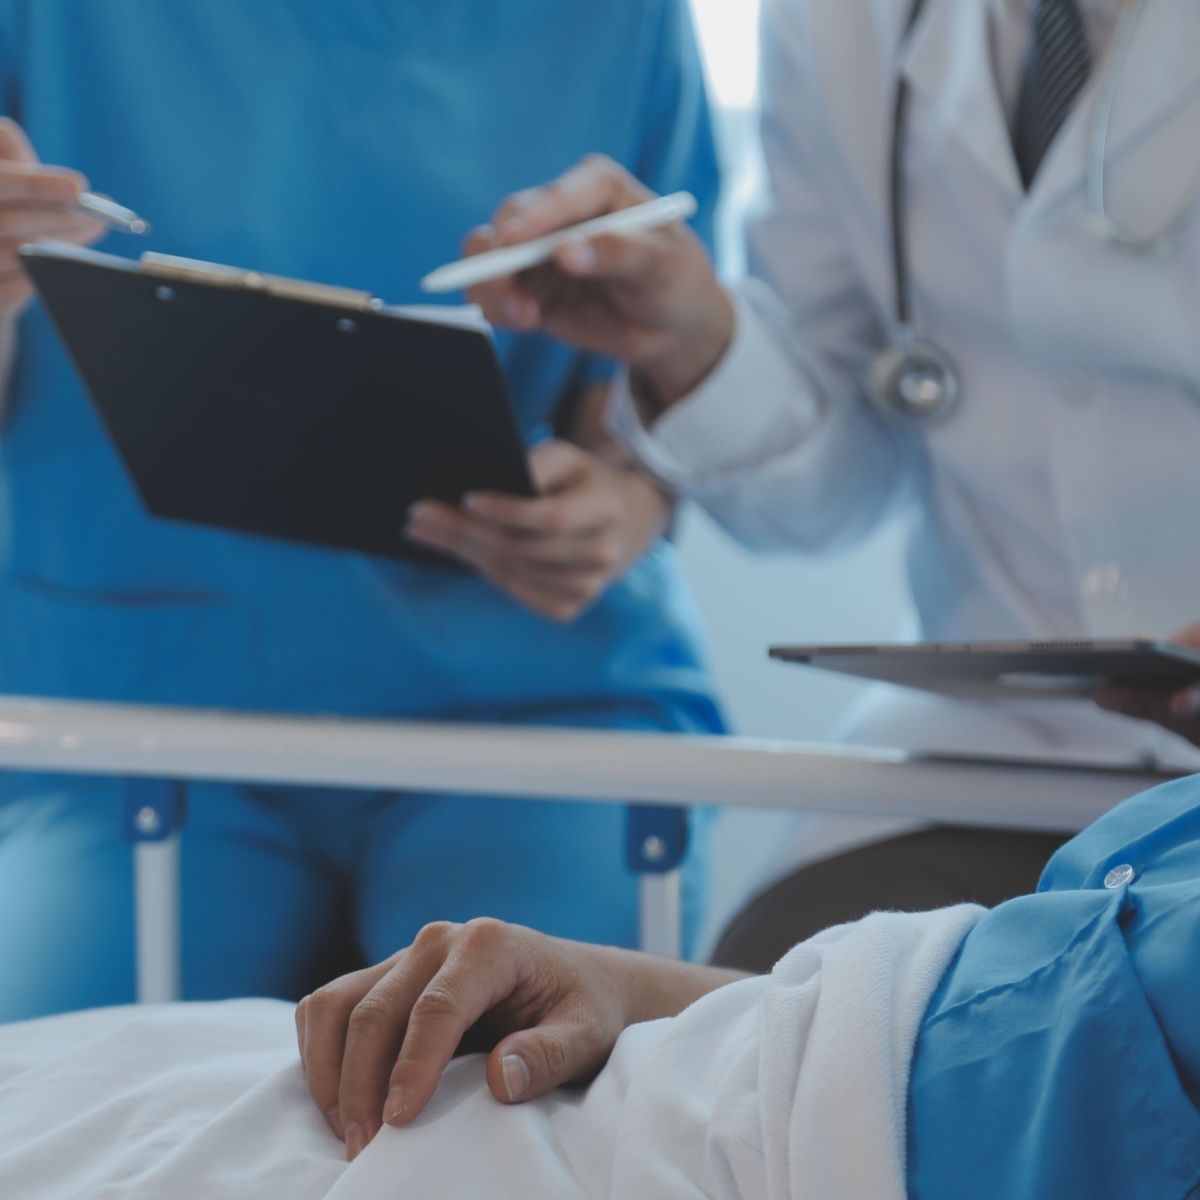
[0,0,725,1020]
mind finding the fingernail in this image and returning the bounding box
[383,1086,408,1125]
[325,1106,345,1140]
[560,240,596,273]
[344,1121,365,1161]
[501,1054,532,1101]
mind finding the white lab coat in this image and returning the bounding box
[613,0,1200,799]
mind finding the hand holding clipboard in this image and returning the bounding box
[20,241,534,565]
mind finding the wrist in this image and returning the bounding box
[633,286,736,412]
[597,943,747,1025]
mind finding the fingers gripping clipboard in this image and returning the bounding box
[19,242,535,563]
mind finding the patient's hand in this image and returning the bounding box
[1096,622,1200,748]
[404,439,671,622]
[296,918,744,1160]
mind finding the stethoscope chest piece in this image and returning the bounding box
[870,333,962,427]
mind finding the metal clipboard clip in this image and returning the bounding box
[140,252,382,312]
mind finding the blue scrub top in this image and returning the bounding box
[0,0,725,727]
[909,775,1200,1196]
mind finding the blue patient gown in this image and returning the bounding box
[0,0,724,1019]
[909,775,1200,1196]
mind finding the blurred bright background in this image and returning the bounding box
[683,1,911,946]
[682,0,910,745]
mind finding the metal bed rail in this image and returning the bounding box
[0,696,1179,1002]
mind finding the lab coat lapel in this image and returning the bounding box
[900,0,1022,197]
[1031,1,1200,212]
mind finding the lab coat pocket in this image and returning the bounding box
[0,579,263,709]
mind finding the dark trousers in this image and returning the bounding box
[710,826,1074,974]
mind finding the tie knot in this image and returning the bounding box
[1013,0,1093,186]
[1032,0,1082,20]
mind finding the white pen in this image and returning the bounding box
[75,192,151,236]
[420,191,697,295]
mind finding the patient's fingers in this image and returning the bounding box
[298,958,396,1141]
[335,928,461,1158]
[382,918,522,1130]
[486,1008,615,1105]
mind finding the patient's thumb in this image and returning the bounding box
[486,1020,603,1104]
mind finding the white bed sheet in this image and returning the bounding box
[0,905,981,1200]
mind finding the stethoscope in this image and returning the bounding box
[871,0,1185,427]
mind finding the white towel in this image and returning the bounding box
[0,905,981,1199]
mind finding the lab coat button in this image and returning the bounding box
[1104,863,1136,889]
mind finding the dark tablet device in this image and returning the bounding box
[768,639,1200,700]
[20,242,534,562]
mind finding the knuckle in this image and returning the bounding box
[303,983,343,1020]
[412,920,457,954]
[347,994,394,1039]
[574,1010,608,1051]
[493,202,521,228]
[462,224,495,255]
[462,916,507,947]
[411,982,463,1023]
[496,188,539,223]
[581,152,617,177]
[535,1032,571,1081]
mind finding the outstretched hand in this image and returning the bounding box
[465,154,734,407]
[295,918,744,1161]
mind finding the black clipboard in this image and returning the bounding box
[769,638,1200,700]
[20,241,535,563]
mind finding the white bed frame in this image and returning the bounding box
[0,695,1178,1003]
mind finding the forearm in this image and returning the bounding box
[609,284,913,555]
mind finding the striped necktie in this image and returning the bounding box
[1012,0,1093,187]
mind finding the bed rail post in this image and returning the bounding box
[122,779,187,1005]
[627,805,688,960]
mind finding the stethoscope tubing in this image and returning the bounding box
[879,0,1193,427]
[1086,0,1200,251]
